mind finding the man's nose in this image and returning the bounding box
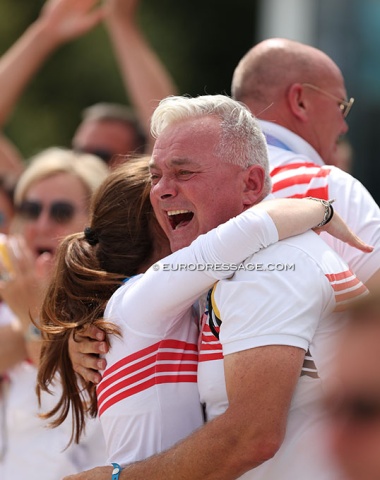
[152,176,178,199]
[33,208,54,229]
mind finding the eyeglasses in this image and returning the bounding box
[302,83,355,118]
[17,200,76,224]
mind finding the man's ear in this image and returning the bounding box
[288,83,308,121]
[242,165,266,207]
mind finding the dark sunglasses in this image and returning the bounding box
[17,200,76,224]
[325,394,380,425]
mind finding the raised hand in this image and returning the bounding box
[0,0,105,128]
[40,0,105,46]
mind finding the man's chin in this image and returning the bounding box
[168,228,197,252]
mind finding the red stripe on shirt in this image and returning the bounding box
[199,324,223,362]
[98,373,198,416]
[97,339,198,415]
[270,162,322,176]
[325,270,368,310]
[270,163,331,199]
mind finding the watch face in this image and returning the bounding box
[111,464,122,480]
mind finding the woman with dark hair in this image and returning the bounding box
[36,156,368,467]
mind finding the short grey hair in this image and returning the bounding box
[150,95,272,195]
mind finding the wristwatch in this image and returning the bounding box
[111,463,123,480]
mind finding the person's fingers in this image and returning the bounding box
[74,324,106,342]
[345,233,374,253]
[73,355,105,384]
[317,210,374,253]
[69,329,108,383]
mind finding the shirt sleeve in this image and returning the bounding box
[321,167,380,284]
[214,243,335,356]
[121,208,279,331]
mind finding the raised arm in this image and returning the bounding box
[104,0,178,151]
[0,0,104,127]
[119,197,372,331]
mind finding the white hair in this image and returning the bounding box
[150,95,272,195]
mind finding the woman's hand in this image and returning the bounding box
[316,209,373,253]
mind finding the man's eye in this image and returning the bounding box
[179,170,193,176]
[150,174,160,184]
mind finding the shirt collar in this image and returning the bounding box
[259,120,325,167]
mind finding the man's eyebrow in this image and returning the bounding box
[149,158,201,169]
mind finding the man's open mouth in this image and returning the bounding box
[167,210,194,230]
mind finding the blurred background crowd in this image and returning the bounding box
[1,0,379,203]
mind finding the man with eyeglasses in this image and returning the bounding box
[231,37,380,292]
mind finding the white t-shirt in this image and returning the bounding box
[198,230,367,479]
[261,119,380,284]
[97,208,279,465]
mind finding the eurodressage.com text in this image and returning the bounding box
[153,263,296,272]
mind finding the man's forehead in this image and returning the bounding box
[149,116,220,171]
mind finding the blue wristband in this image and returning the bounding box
[111,463,123,480]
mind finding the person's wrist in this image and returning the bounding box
[28,18,62,53]
[111,463,123,480]
[305,197,335,228]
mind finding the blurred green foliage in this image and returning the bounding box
[0,0,258,159]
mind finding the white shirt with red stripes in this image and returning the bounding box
[96,208,280,465]
[261,119,380,284]
[198,229,367,480]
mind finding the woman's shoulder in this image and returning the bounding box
[105,274,143,314]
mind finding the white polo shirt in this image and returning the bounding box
[261,119,380,284]
[198,230,367,479]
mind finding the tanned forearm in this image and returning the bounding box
[0,20,59,127]
[64,407,268,480]
[0,0,103,127]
